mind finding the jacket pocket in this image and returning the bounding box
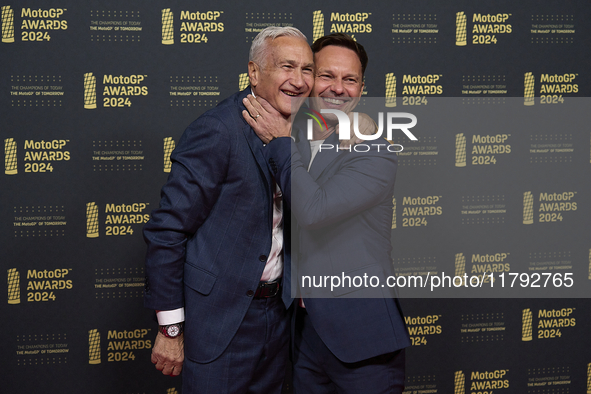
[184,263,217,296]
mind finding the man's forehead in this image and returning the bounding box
[272,54,314,69]
[314,46,362,74]
[269,37,312,60]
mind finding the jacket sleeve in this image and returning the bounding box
[263,137,397,230]
[143,114,232,311]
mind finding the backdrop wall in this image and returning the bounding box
[2,1,590,393]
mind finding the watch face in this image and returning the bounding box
[167,325,180,337]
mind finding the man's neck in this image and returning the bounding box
[250,87,291,121]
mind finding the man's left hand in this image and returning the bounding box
[151,332,184,376]
[242,95,291,144]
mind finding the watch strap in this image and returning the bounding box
[158,323,184,338]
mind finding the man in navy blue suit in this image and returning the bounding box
[243,33,411,393]
[143,26,314,393]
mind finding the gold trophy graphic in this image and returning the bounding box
[1,6,15,43]
[524,72,535,106]
[522,308,532,341]
[385,73,396,108]
[163,137,175,173]
[162,8,174,45]
[455,12,467,46]
[391,197,397,229]
[454,371,465,394]
[86,202,99,238]
[455,253,466,286]
[5,138,17,175]
[312,10,324,43]
[238,73,249,91]
[523,191,534,225]
[88,329,101,364]
[455,133,466,167]
[7,268,20,304]
[84,73,97,109]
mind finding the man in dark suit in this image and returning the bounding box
[243,33,411,393]
[143,26,314,393]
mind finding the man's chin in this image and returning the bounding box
[277,106,293,119]
[286,97,307,115]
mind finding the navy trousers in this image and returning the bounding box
[293,308,405,394]
[182,296,289,394]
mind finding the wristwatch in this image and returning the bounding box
[159,323,184,338]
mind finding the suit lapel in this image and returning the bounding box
[295,126,312,170]
[237,90,272,188]
[308,131,343,181]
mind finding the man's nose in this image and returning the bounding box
[291,69,306,89]
[330,78,344,95]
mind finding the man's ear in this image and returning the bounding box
[248,61,259,88]
[359,82,365,97]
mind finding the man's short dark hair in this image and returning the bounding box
[311,33,368,76]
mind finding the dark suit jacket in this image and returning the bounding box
[143,89,291,363]
[262,127,411,363]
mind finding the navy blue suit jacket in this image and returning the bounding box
[262,127,411,363]
[144,89,291,363]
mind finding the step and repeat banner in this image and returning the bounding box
[2,0,590,393]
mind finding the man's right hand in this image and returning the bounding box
[242,95,292,144]
[151,332,184,376]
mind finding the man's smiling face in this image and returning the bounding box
[310,45,364,124]
[248,36,314,118]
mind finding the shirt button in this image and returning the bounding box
[259,255,267,262]
[246,290,254,297]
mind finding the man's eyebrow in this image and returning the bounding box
[345,73,361,79]
[315,67,338,75]
[281,59,314,68]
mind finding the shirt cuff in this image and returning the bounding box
[156,308,185,325]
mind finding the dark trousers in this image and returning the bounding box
[293,308,405,394]
[182,296,289,394]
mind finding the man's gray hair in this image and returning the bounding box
[249,26,308,67]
